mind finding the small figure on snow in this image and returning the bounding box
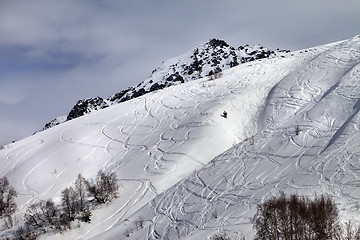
[221,111,228,118]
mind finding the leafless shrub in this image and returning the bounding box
[80,209,92,223]
[61,186,79,220]
[252,192,341,240]
[75,174,87,211]
[3,214,15,229]
[57,213,71,231]
[86,170,119,204]
[16,170,119,239]
[13,224,38,240]
[60,174,88,223]
[343,221,360,240]
[210,232,231,240]
[0,177,17,229]
[135,216,144,229]
[24,199,59,229]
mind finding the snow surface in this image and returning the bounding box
[133,40,285,94]
[0,35,359,239]
[44,39,287,130]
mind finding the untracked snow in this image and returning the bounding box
[0,36,359,240]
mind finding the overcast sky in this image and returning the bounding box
[0,0,359,145]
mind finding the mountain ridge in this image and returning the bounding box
[94,36,360,240]
[0,36,359,240]
[43,39,290,130]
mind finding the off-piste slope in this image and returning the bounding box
[43,39,289,130]
[0,36,359,240]
[0,42,291,239]
[92,36,360,240]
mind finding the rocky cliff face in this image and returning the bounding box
[43,39,289,130]
[66,97,110,121]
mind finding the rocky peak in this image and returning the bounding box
[66,97,109,121]
[42,38,290,130]
[42,97,109,130]
[207,38,230,48]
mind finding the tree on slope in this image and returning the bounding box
[24,199,59,229]
[86,170,118,204]
[0,176,17,228]
[252,193,341,240]
[61,186,79,220]
[75,174,87,211]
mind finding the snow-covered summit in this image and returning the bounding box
[0,36,359,240]
[94,36,360,240]
[116,39,288,98]
[43,39,289,129]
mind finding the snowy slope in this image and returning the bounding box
[0,36,359,240]
[43,39,289,130]
[1,52,288,239]
[89,36,360,239]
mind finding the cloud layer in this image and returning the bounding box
[0,0,359,145]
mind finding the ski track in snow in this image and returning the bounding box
[1,37,359,240]
[21,70,255,239]
[100,38,360,240]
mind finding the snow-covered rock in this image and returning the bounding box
[0,36,359,240]
[43,39,289,130]
[42,115,67,130]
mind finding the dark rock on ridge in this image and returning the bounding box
[42,38,290,130]
[66,97,109,121]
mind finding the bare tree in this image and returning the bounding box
[75,174,87,211]
[338,220,360,240]
[61,186,78,220]
[0,177,17,229]
[86,170,119,204]
[80,209,92,223]
[24,199,59,229]
[13,224,38,240]
[309,194,340,239]
[252,193,341,240]
[135,216,144,229]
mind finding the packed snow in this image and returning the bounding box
[0,35,359,239]
[44,39,288,130]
